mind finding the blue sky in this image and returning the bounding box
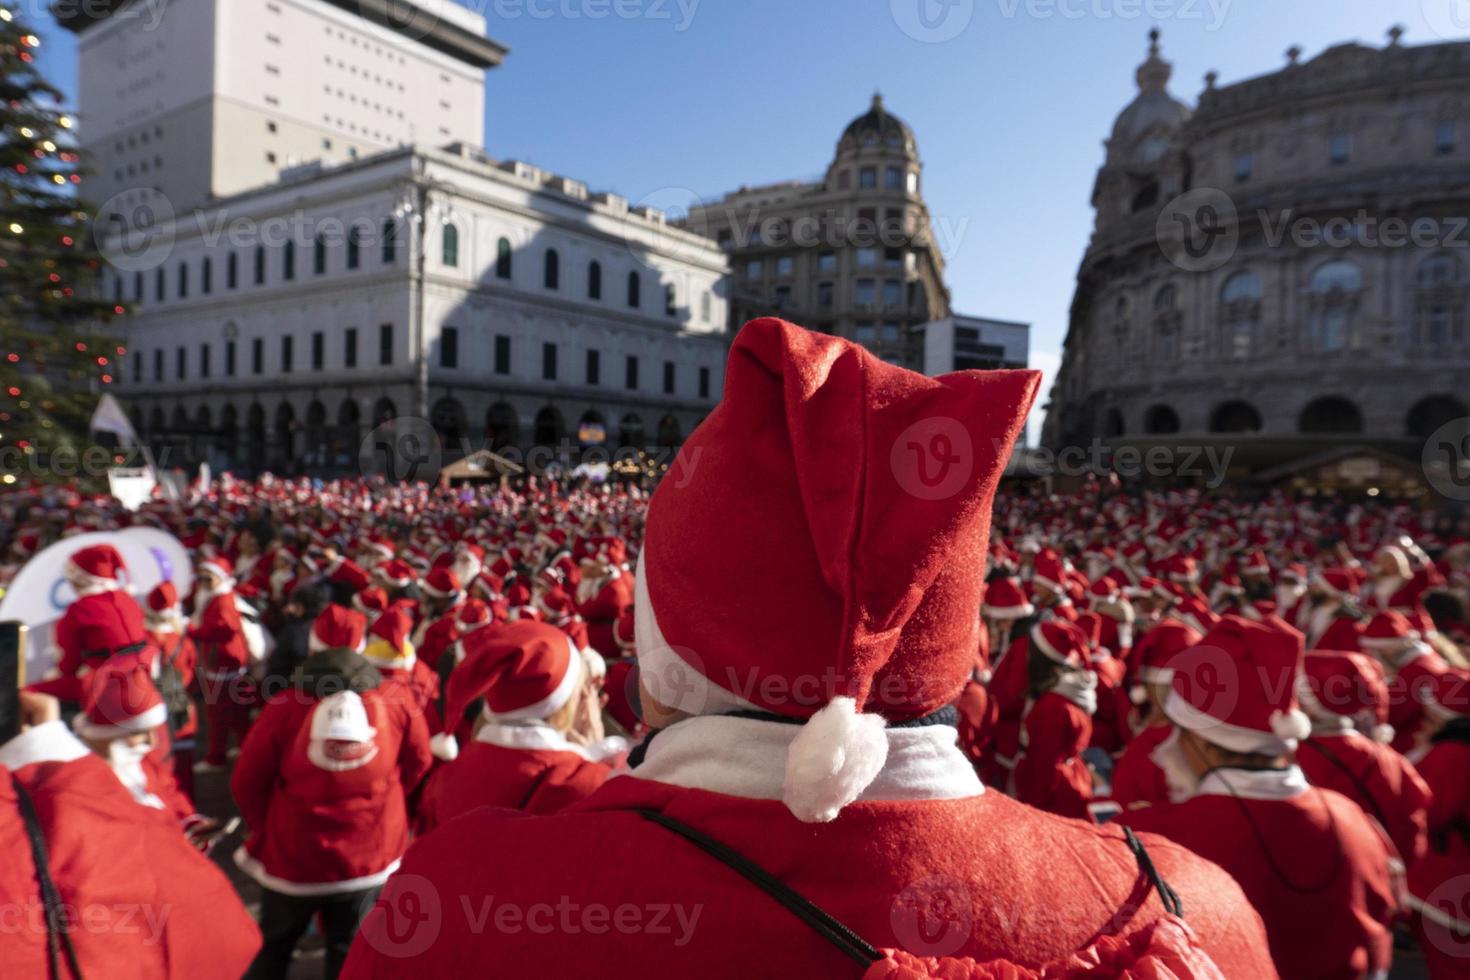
[29,0,1462,439]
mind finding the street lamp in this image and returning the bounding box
[393,168,459,421]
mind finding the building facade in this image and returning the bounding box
[1042,29,1470,478]
[684,94,951,368]
[919,314,1030,377]
[105,145,729,473]
[73,0,729,474]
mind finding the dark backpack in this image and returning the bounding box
[153,635,193,735]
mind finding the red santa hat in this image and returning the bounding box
[362,607,415,669]
[432,620,585,760]
[634,318,1037,822]
[1426,669,1470,721]
[1313,567,1356,600]
[72,653,167,740]
[353,588,389,617]
[457,599,493,631]
[145,580,180,614]
[67,544,126,584]
[1029,619,1089,668]
[422,567,462,601]
[1031,553,1066,595]
[1087,576,1120,604]
[1360,610,1418,652]
[1167,555,1199,584]
[373,559,416,590]
[310,604,368,654]
[197,554,234,584]
[364,537,396,562]
[1171,595,1217,637]
[1162,615,1311,756]
[981,578,1034,620]
[1300,650,1393,741]
[1128,620,1202,703]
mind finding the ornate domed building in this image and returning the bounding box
[1042,28,1470,489]
[686,94,952,368]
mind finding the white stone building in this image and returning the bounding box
[66,0,730,473]
[918,314,1030,377]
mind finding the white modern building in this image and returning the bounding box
[66,0,730,473]
[918,314,1030,376]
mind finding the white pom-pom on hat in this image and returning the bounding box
[1269,708,1311,743]
[430,732,459,761]
[781,697,889,823]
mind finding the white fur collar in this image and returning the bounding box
[630,714,983,804]
[476,719,587,758]
[0,721,92,770]
[1197,765,1309,802]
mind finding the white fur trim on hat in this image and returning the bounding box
[981,601,1034,621]
[72,701,168,741]
[781,696,889,824]
[1029,623,1073,666]
[485,637,584,723]
[1162,688,1304,756]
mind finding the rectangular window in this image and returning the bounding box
[281,335,293,373]
[859,167,877,189]
[585,348,600,386]
[855,323,877,343]
[745,259,763,279]
[854,279,876,305]
[225,340,236,377]
[344,328,358,368]
[284,242,295,280]
[178,263,188,299]
[775,256,794,277]
[227,254,238,289]
[625,355,639,390]
[1329,133,1351,165]
[252,338,264,374]
[311,331,324,370]
[199,343,210,378]
[884,247,904,269]
[254,248,266,284]
[699,366,710,400]
[817,282,834,308]
[201,259,212,294]
[130,349,140,383]
[542,342,557,381]
[494,335,511,375]
[441,327,458,369]
[886,167,904,190]
[817,251,837,273]
[153,349,162,382]
[1437,121,1456,155]
[1234,152,1253,182]
[382,220,397,263]
[156,269,165,302]
[857,247,878,268]
[379,323,393,365]
[773,285,791,309]
[662,361,675,395]
[175,346,186,380]
[883,280,902,306]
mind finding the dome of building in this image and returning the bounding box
[838,92,916,155]
[1109,30,1190,160]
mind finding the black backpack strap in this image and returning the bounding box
[12,774,85,980]
[636,809,881,967]
[1123,826,1184,918]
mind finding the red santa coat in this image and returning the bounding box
[1385,648,1450,753]
[188,592,250,677]
[982,632,1030,782]
[1012,690,1093,819]
[344,766,1275,978]
[231,688,433,894]
[1314,613,1365,654]
[1406,734,1470,970]
[1123,770,1396,980]
[0,724,260,978]
[1111,723,1172,812]
[1296,730,1432,866]
[29,589,148,702]
[416,723,611,833]
[377,661,443,734]
[575,573,633,657]
[417,612,462,670]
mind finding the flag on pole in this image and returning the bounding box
[90,393,139,447]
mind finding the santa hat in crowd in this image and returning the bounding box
[373,559,416,590]
[634,318,1037,823]
[1426,669,1470,723]
[353,588,389,618]
[1162,615,1311,756]
[1299,650,1393,742]
[66,544,127,589]
[72,653,167,740]
[1030,619,1089,668]
[197,554,235,588]
[981,578,1034,620]
[310,604,368,654]
[361,607,415,670]
[432,619,585,760]
[1030,553,1066,595]
[422,567,462,602]
[144,581,182,629]
[1128,620,1202,704]
[1359,610,1419,653]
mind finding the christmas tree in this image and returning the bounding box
[0,3,127,481]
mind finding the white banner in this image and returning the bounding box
[107,467,157,511]
[0,528,193,682]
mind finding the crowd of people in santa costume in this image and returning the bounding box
[0,316,1468,978]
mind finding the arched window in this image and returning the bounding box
[431,397,467,448]
[274,402,296,461]
[441,224,459,267]
[1305,261,1362,352]
[587,260,602,300]
[1210,400,1262,433]
[1220,271,1263,360]
[1413,253,1466,347]
[1298,396,1364,435]
[245,404,267,464]
[1143,404,1181,435]
[484,402,518,451]
[657,414,682,447]
[304,400,328,462]
[543,248,559,290]
[618,413,645,449]
[1406,395,1469,438]
[533,405,564,447]
[1102,409,1125,438]
[314,234,327,275]
[627,271,641,309]
[495,237,512,279]
[372,398,397,427]
[577,410,607,446]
